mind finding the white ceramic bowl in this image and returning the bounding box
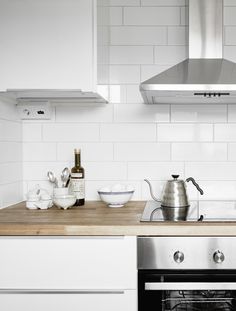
[98,190,134,208]
[53,195,76,210]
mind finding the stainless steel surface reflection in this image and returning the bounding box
[138,237,236,269]
[140,201,236,222]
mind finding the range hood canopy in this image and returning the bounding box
[140,0,236,104]
[1,89,107,104]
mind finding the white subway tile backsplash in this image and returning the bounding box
[157,124,213,142]
[141,65,170,81]
[98,46,110,65]
[110,26,167,45]
[100,123,156,141]
[0,97,23,207]
[42,124,100,142]
[23,143,57,162]
[1,182,22,208]
[228,143,236,160]
[97,6,125,27]
[97,26,109,46]
[85,162,127,180]
[172,143,227,161]
[97,64,109,84]
[55,106,113,123]
[109,65,140,84]
[109,85,127,103]
[198,181,236,200]
[126,85,144,103]
[114,104,170,122]
[110,7,123,25]
[185,162,236,180]
[114,143,171,160]
[128,162,184,180]
[168,26,187,45]
[109,0,140,6]
[180,6,188,25]
[23,123,42,142]
[228,105,236,122]
[215,124,236,141]
[97,7,110,26]
[110,46,154,64]
[124,7,181,26]
[0,163,22,185]
[224,0,236,6]
[224,46,236,62]
[0,142,22,163]
[171,105,227,123]
[199,201,236,220]
[225,27,236,45]
[155,46,187,64]
[0,120,22,142]
[224,7,236,25]
[23,162,70,181]
[141,0,186,6]
[57,143,113,162]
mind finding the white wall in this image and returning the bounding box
[18,0,236,214]
[0,97,22,208]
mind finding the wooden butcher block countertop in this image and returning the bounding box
[0,201,236,236]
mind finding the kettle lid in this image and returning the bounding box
[169,175,184,182]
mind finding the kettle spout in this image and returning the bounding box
[144,179,161,203]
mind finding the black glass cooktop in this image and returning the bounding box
[140,201,236,222]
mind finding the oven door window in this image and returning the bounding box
[138,270,236,311]
[163,289,235,311]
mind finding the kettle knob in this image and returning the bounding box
[172,175,179,180]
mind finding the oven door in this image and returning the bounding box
[138,270,236,311]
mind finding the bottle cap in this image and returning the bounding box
[74,148,81,154]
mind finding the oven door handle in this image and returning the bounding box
[145,282,236,290]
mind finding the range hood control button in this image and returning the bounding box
[173,251,184,263]
[213,250,225,264]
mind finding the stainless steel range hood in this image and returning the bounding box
[140,0,236,104]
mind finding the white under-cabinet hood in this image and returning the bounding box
[2,89,107,104]
[140,0,236,104]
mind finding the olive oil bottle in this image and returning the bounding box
[70,149,85,206]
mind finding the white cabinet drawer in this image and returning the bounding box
[0,236,137,289]
[0,290,137,311]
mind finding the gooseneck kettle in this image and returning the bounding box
[144,175,204,221]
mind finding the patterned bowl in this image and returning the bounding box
[98,190,134,208]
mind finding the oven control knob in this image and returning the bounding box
[173,251,184,263]
[213,250,225,264]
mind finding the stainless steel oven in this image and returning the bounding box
[138,237,236,311]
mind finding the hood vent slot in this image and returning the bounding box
[194,92,230,98]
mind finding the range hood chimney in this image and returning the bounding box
[140,0,236,104]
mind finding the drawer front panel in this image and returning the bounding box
[0,237,137,289]
[0,290,137,311]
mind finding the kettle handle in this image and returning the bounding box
[186,177,204,195]
[144,179,161,203]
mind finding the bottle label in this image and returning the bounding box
[70,178,85,199]
[71,173,83,178]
